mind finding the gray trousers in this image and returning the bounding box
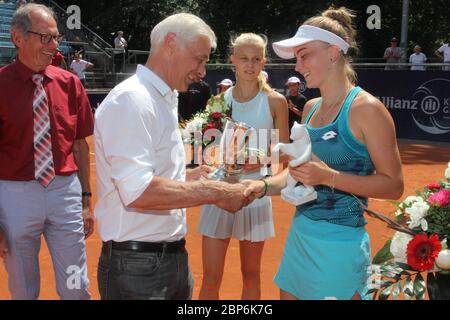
[0,175,90,300]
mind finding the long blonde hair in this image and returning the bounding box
[304,6,358,84]
[230,33,272,93]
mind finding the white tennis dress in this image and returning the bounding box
[198,88,275,242]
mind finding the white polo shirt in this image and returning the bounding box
[438,43,450,62]
[70,59,90,79]
[94,64,187,242]
[409,52,427,71]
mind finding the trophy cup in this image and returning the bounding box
[207,118,256,183]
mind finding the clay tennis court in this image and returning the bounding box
[0,138,449,300]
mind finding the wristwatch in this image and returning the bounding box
[82,192,92,198]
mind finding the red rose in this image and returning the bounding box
[202,122,216,134]
[427,183,441,190]
[428,189,450,207]
[212,112,222,120]
[406,234,442,271]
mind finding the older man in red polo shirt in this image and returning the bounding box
[0,4,94,300]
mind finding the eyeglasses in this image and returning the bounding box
[27,31,64,44]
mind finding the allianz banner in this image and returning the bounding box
[204,69,450,143]
[357,71,450,143]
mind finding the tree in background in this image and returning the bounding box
[55,0,450,61]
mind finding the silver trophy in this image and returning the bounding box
[207,118,256,183]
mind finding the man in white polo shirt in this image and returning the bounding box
[94,13,253,300]
[435,36,450,71]
[70,52,93,87]
[409,45,427,71]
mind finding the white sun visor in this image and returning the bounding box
[272,25,350,59]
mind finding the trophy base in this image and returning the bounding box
[281,189,317,206]
[207,166,242,184]
[208,167,227,181]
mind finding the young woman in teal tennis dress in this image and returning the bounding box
[244,7,404,300]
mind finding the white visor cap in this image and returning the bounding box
[272,25,350,59]
[219,79,233,86]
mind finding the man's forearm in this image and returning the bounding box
[73,139,91,193]
[128,177,229,211]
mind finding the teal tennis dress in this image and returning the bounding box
[274,86,375,300]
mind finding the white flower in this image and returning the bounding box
[405,198,430,231]
[445,167,450,180]
[394,209,403,217]
[390,232,413,263]
[401,196,420,207]
[180,129,192,143]
[206,100,227,114]
[185,117,206,134]
[436,250,450,270]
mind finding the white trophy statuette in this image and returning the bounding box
[272,122,317,206]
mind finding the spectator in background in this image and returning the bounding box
[409,45,427,71]
[70,52,94,87]
[285,76,307,137]
[383,37,405,70]
[70,35,85,59]
[435,36,450,71]
[217,78,233,93]
[114,30,127,73]
[51,48,67,69]
[178,78,212,121]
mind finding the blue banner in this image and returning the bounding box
[204,69,450,143]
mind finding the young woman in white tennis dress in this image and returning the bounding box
[198,33,289,300]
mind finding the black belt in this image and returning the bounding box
[102,239,186,253]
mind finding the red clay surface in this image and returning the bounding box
[0,139,449,299]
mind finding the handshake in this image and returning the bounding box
[213,179,267,213]
[187,165,267,213]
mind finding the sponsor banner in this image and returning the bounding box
[204,69,450,142]
[357,71,450,142]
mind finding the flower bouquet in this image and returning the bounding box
[180,93,231,145]
[363,162,450,300]
[180,93,232,166]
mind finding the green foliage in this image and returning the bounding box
[55,0,450,60]
[372,238,394,264]
[370,262,428,300]
[426,203,450,240]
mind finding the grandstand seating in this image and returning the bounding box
[0,2,16,63]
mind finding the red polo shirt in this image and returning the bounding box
[0,59,94,181]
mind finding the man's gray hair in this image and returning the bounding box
[11,3,57,34]
[150,13,217,52]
